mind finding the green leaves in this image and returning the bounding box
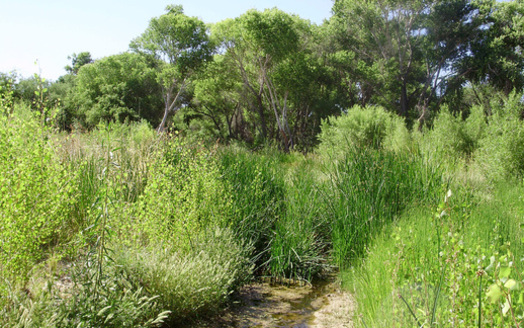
[73,53,162,127]
[130,5,213,131]
[131,6,212,71]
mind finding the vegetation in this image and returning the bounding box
[2,1,524,327]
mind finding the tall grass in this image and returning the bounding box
[269,160,331,280]
[342,96,524,327]
[325,146,444,267]
[217,146,287,272]
[346,183,524,327]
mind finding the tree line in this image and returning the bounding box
[1,0,523,150]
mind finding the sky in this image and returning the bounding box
[0,0,333,81]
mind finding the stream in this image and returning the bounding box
[195,279,354,328]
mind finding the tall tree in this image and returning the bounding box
[460,0,524,96]
[331,0,484,121]
[130,5,213,132]
[211,9,334,150]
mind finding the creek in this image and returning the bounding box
[196,278,354,328]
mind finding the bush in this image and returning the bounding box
[475,92,524,181]
[414,104,487,174]
[317,105,411,161]
[132,138,230,252]
[0,110,71,289]
[116,228,253,323]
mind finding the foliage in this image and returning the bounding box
[130,5,213,132]
[317,105,411,161]
[414,104,487,175]
[133,137,230,252]
[462,0,524,95]
[72,53,162,128]
[0,108,70,286]
[209,9,340,150]
[475,92,524,181]
[65,51,93,75]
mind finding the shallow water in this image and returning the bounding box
[267,280,333,327]
[196,278,338,328]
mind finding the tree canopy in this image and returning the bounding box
[4,1,524,148]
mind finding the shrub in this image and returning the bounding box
[317,105,411,161]
[132,138,230,252]
[475,92,524,181]
[414,104,487,174]
[115,228,253,323]
[0,110,71,288]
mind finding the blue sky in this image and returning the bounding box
[0,0,333,81]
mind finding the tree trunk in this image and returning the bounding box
[400,80,409,117]
[256,95,268,139]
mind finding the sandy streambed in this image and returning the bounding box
[195,279,354,328]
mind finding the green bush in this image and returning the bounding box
[133,138,230,252]
[116,228,253,324]
[317,105,411,161]
[414,104,487,174]
[0,110,71,287]
[475,92,524,181]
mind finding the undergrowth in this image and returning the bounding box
[2,94,524,327]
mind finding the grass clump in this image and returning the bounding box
[325,146,444,268]
[217,146,287,273]
[269,160,331,280]
[117,228,253,324]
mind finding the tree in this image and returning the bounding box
[65,52,94,75]
[0,71,17,115]
[189,57,247,141]
[130,5,213,132]
[331,0,427,117]
[72,53,162,127]
[331,0,484,122]
[460,0,524,96]
[210,9,335,151]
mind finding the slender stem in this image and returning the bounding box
[478,273,482,328]
[399,293,423,327]
[431,261,447,327]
